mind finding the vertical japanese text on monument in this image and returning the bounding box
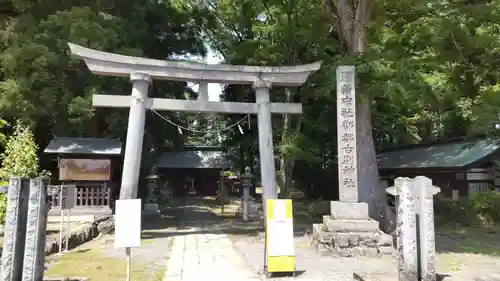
[338,68,356,190]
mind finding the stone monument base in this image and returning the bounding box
[310,201,393,257]
[143,203,159,215]
[236,197,260,220]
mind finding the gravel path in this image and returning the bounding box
[231,233,397,281]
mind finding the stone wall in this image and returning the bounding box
[44,216,114,255]
[0,216,114,257]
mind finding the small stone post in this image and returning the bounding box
[386,177,418,281]
[387,176,441,281]
[22,178,49,281]
[414,176,439,281]
[0,177,30,281]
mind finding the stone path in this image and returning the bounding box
[164,199,262,281]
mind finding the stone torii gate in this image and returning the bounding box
[68,43,321,201]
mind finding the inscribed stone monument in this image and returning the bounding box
[386,176,440,281]
[22,178,49,281]
[336,65,358,203]
[0,178,30,281]
[310,65,393,257]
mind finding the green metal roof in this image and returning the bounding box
[43,137,122,155]
[156,150,231,169]
[377,138,500,170]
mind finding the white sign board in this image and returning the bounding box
[114,199,142,248]
[60,185,76,210]
[266,199,295,257]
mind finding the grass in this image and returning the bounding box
[436,223,500,256]
[45,247,165,281]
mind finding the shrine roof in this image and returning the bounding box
[44,137,122,155]
[377,138,500,170]
[156,150,231,169]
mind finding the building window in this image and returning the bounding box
[468,182,492,197]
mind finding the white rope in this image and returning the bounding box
[131,94,250,134]
[149,108,249,134]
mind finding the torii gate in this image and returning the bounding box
[68,43,321,201]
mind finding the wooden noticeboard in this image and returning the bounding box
[59,158,111,181]
[265,199,295,276]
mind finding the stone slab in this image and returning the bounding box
[0,178,30,281]
[324,218,380,232]
[313,223,383,244]
[22,178,49,281]
[330,201,369,220]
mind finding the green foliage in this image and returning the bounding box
[435,192,500,228]
[0,123,40,180]
[0,122,50,224]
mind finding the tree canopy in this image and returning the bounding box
[1,0,500,226]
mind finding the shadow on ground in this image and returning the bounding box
[435,225,500,256]
[140,200,263,240]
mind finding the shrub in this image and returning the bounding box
[435,192,500,228]
[0,123,50,224]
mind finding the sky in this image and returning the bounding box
[187,48,223,101]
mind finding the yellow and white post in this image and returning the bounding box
[265,198,295,275]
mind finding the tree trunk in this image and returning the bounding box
[279,88,293,197]
[278,0,299,199]
[325,0,394,232]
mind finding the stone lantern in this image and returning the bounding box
[144,167,160,214]
[240,167,255,221]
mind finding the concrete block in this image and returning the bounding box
[330,201,369,220]
[324,218,380,232]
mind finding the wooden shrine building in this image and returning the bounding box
[377,138,500,198]
[44,137,123,216]
[155,145,231,197]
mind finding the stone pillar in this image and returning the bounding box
[0,177,30,281]
[414,176,439,281]
[387,177,418,281]
[253,79,277,200]
[336,65,358,203]
[120,72,152,199]
[22,178,49,281]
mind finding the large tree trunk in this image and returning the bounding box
[279,0,299,198]
[324,0,395,232]
[279,89,297,198]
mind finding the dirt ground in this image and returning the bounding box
[44,200,184,281]
[203,197,500,281]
